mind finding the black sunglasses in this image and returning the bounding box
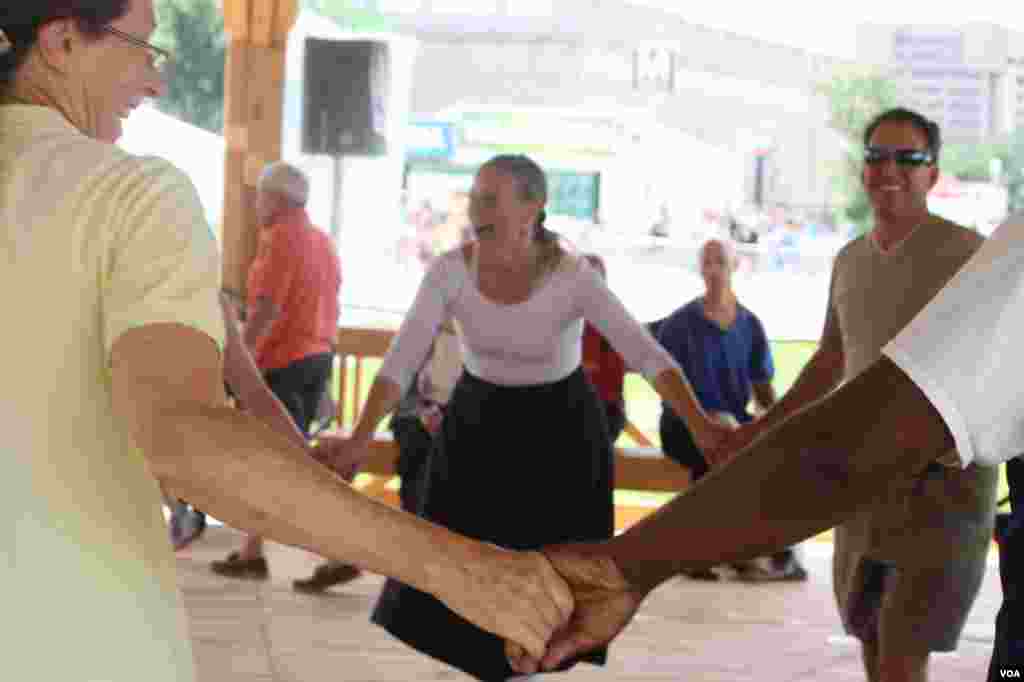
[863,146,934,167]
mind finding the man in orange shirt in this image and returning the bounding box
[211,162,357,587]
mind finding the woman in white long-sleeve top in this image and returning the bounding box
[330,154,732,680]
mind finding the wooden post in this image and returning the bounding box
[219,0,298,297]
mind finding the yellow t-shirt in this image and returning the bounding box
[2,105,225,682]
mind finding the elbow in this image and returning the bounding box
[129,416,183,482]
[785,413,859,500]
[809,447,855,492]
[123,404,209,483]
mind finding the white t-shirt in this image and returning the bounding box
[379,248,677,390]
[2,106,225,682]
[883,215,1024,468]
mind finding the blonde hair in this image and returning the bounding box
[480,154,564,276]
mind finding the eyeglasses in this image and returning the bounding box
[863,146,934,167]
[103,26,174,78]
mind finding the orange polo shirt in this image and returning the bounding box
[246,207,341,371]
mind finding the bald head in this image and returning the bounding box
[699,239,737,269]
[699,239,738,291]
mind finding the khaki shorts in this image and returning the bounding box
[840,555,987,653]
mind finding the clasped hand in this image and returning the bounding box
[704,419,764,469]
[505,544,642,675]
[308,437,580,663]
[309,435,362,481]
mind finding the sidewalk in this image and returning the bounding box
[180,527,1000,681]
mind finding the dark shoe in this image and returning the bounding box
[683,567,720,581]
[292,562,362,593]
[737,557,808,583]
[210,552,269,580]
[170,505,207,551]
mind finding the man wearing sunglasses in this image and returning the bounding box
[507,108,1013,681]
[716,107,997,682]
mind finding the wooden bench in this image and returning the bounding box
[330,326,691,529]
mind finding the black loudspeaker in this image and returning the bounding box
[302,38,390,157]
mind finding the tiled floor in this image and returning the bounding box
[180,527,1001,681]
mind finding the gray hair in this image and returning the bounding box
[258,161,310,206]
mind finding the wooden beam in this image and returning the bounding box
[354,436,689,494]
[219,0,298,295]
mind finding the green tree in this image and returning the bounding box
[153,0,226,134]
[816,68,899,236]
[942,133,1024,215]
[1006,128,1024,214]
[941,140,1008,182]
[302,0,393,31]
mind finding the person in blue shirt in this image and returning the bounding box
[655,239,806,582]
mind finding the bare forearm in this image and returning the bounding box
[606,356,951,594]
[350,376,403,446]
[651,368,711,436]
[756,350,842,431]
[243,300,277,349]
[751,382,777,414]
[236,383,306,447]
[148,404,474,595]
[222,299,306,447]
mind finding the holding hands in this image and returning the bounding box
[506,544,642,675]
[310,435,364,481]
[691,410,743,468]
[309,433,575,660]
[441,546,576,664]
[705,418,767,469]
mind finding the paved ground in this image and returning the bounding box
[179,527,1001,681]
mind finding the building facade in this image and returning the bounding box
[857,22,1024,142]
[375,0,851,224]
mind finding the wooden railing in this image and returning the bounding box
[328,326,690,529]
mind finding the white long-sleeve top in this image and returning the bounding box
[378,248,679,392]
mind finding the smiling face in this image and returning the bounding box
[861,119,939,225]
[468,165,543,247]
[38,0,167,142]
[91,0,167,142]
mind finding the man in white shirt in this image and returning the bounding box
[505,211,1024,679]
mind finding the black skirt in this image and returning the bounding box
[371,366,614,681]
